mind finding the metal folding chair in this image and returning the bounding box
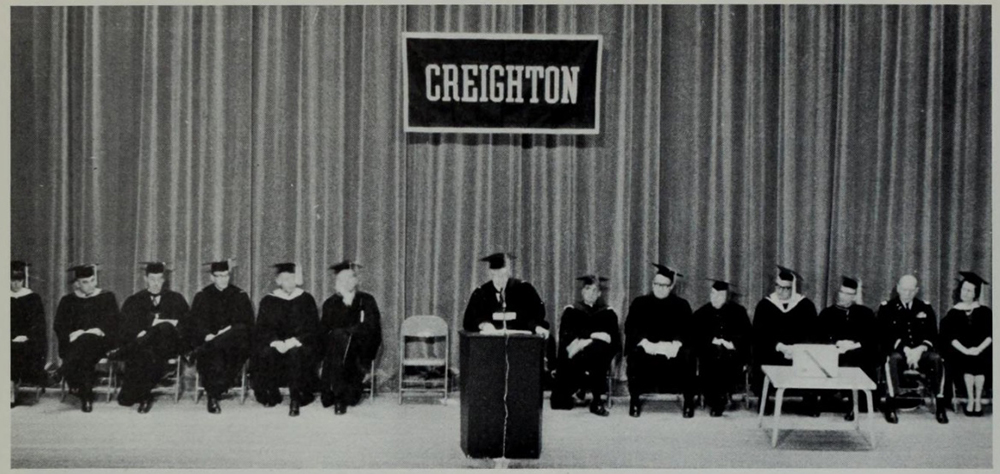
[398,315,449,404]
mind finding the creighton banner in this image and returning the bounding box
[403,33,602,134]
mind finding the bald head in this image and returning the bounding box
[896,274,919,304]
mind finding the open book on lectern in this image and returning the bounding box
[791,344,840,378]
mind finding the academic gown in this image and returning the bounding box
[54,290,120,398]
[624,292,696,399]
[11,289,47,385]
[552,299,621,401]
[183,284,254,398]
[320,291,382,407]
[817,303,879,380]
[252,289,320,405]
[750,293,816,395]
[116,289,189,405]
[940,305,992,376]
[462,278,548,333]
[692,301,751,406]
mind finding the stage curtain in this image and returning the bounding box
[10,5,991,385]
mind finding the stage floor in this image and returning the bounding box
[10,392,992,469]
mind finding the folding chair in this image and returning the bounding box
[193,360,249,404]
[60,358,117,402]
[885,357,947,413]
[399,315,449,404]
[12,379,45,404]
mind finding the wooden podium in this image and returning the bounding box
[459,331,544,459]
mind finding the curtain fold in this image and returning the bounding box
[10,5,991,387]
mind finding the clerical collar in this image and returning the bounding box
[74,288,103,298]
[271,288,304,301]
[766,292,804,313]
[337,289,356,301]
[11,288,33,298]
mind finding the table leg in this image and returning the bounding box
[863,389,876,449]
[771,388,785,447]
[757,376,771,428]
[853,389,861,430]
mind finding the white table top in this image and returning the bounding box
[761,365,876,390]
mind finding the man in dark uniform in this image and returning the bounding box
[751,266,818,416]
[463,253,549,336]
[184,259,254,414]
[692,279,751,417]
[320,260,382,415]
[54,264,120,412]
[550,274,621,417]
[817,276,878,421]
[11,261,48,406]
[113,262,189,413]
[624,263,696,418]
[878,274,948,424]
[253,263,320,416]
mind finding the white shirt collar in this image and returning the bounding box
[953,301,981,311]
[271,288,304,301]
[11,288,33,298]
[766,292,804,313]
[74,288,103,299]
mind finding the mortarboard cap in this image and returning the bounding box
[273,262,296,275]
[203,259,234,273]
[709,279,735,292]
[139,261,167,274]
[576,274,609,286]
[776,265,797,282]
[330,260,363,274]
[11,261,29,278]
[652,263,681,281]
[959,271,989,287]
[481,253,513,270]
[67,264,98,280]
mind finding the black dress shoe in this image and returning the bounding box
[683,406,695,418]
[936,410,949,424]
[334,403,347,415]
[289,400,300,417]
[589,402,610,417]
[81,399,93,413]
[550,397,574,410]
[844,410,855,422]
[629,401,641,418]
[884,410,898,424]
[207,397,221,414]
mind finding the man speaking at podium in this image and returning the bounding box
[463,253,549,337]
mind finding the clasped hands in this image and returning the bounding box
[835,339,861,354]
[902,345,928,369]
[69,327,105,343]
[203,325,232,342]
[479,322,550,338]
[639,338,682,358]
[270,337,302,354]
[711,337,735,351]
[566,332,612,358]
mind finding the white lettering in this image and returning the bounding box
[425,64,441,102]
[441,64,459,102]
[560,66,579,104]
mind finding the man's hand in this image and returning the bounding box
[713,338,735,350]
[836,340,860,354]
[479,322,497,333]
[204,334,216,342]
[535,326,550,338]
[590,332,611,344]
[284,337,302,349]
[776,342,793,360]
[216,325,231,336]
[86,328,105,337]
[12,335,28,343]
[137,330,147,338]
[903,346,923,369]
[567,338,592,358]
[637,339,653,354]
[69,330,85,343]
[665,341,681,359]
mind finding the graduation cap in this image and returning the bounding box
[273,262,296,275]
[11,261,29,280]
[651,263,681,282]
[481,252,514,270]
[139,261,167,275]
[329,260,363,274]
[576,274,609,286]
[775,265,800,294]
[67,264,99,281]
[203,259,235,273]
[707,279,736,292]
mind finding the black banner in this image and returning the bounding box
[403,33,602,134]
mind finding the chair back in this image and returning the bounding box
[401,315,448,339]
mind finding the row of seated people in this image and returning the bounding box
[11,259,381,416]
[462,255,991,423]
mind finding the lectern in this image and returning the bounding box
[459,331,544,459]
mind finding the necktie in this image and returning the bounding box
[151,294,161,307]
[498,289,506,309]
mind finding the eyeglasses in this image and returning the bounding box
[776,284,792,290]
[653,282,672,288]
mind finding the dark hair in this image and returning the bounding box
[952,279,981,304]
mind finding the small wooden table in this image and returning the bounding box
[757,365,877,448]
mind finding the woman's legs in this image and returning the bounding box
[972,374,986,411]
[964,373,976,411]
